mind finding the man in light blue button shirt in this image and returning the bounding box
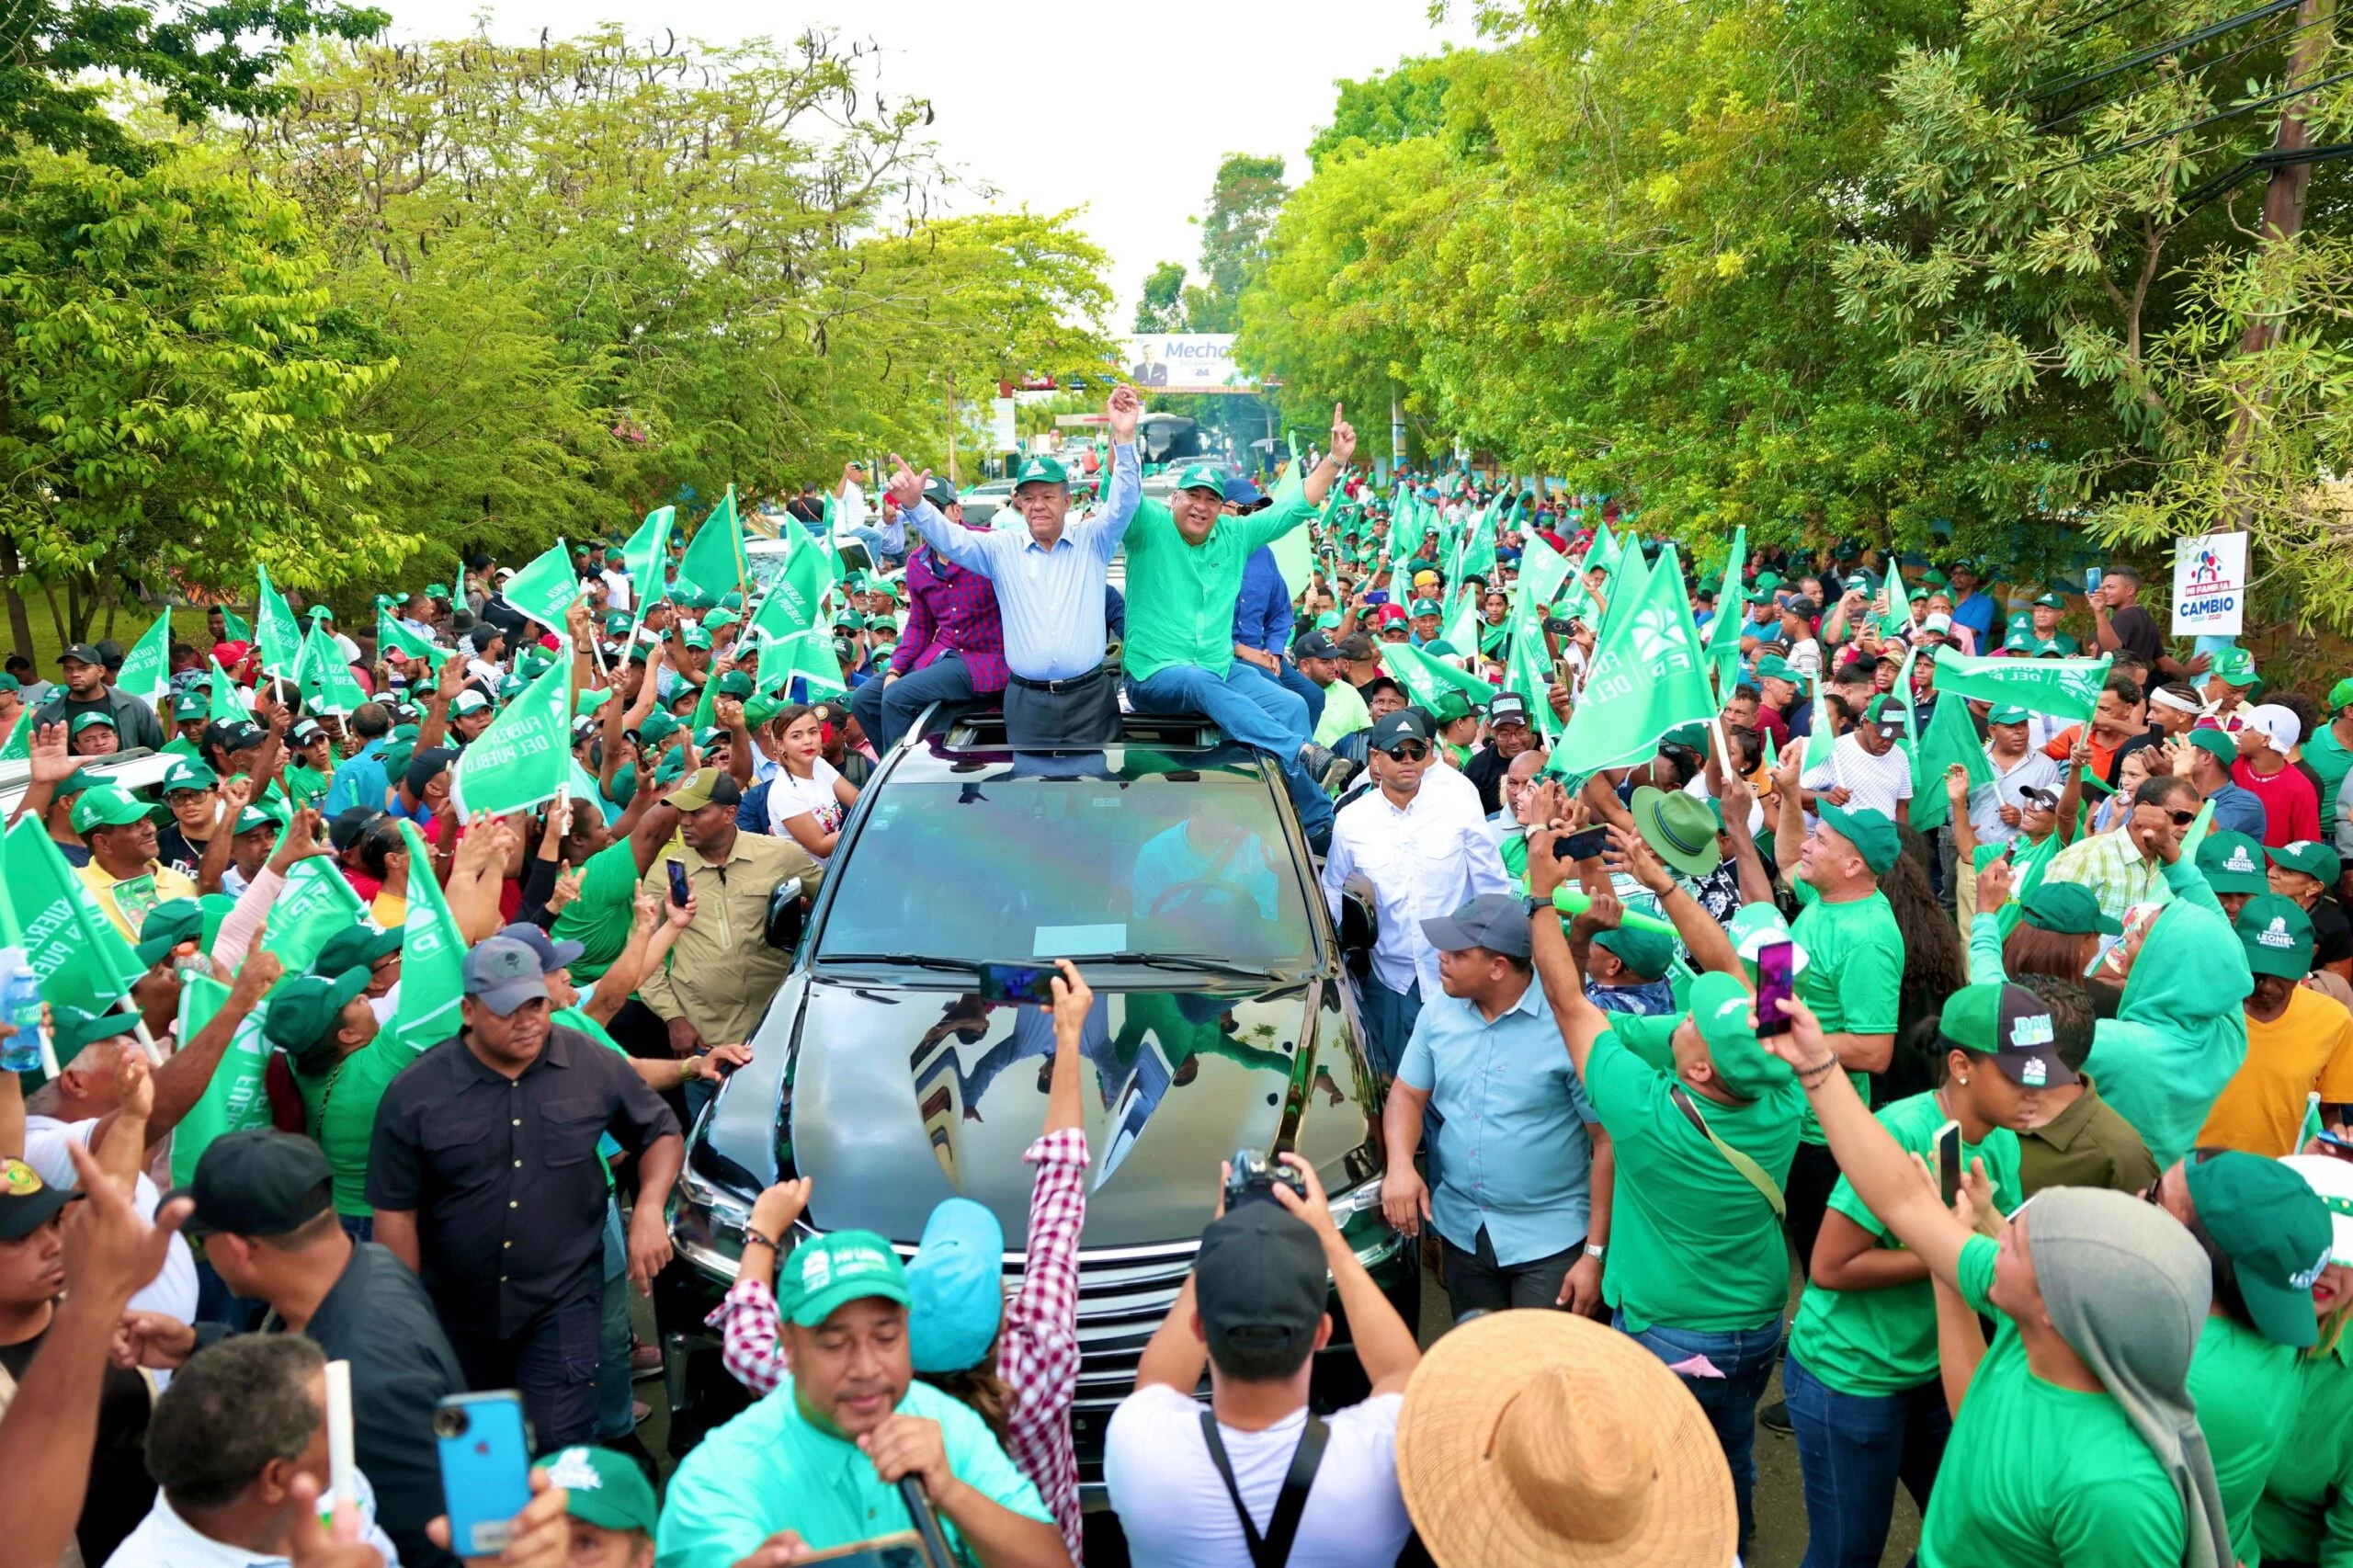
[887,386,1143,747]
[1380,892,1611,1323]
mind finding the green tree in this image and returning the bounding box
[1136,260,1188,332]
[0,146,395,649]
[0,0,385,168]
[1182,153,1289,333]
[1305,50,1485,170]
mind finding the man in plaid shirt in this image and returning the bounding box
[847,474,1009,753]
[710,960,1095,1562]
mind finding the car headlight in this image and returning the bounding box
[1328,1178,1403,1267]
[671,1157,756,1283]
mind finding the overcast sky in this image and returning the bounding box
[379,0,1481,326]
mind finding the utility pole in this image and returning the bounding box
[946,370,960,487]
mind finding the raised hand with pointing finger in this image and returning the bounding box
[885,453,930,514]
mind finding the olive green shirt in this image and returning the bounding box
[636,829,821,1045]
[2014,1071,2160,1199]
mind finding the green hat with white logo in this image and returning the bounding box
[1173,461,1227,494]
[2196,830,2268,893]
[1687,971,1790,1098]
[2236,893,2316,981]
[2210,647,2259,687]
[1409,598,1442,618]
[542,1445,659,1536]
[776,1229,912,1327]
[2032,592,2065,609]
[1938,981,2075,1088]
[2185,1150,2336,1348]
[161,757,219,795]
[2268,840,2340,884]
[1013,454,1068,488]
[69,785,159,835]
[1987,704,2029,725]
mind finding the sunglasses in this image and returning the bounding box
[1382,742,1432,762]
[2164,808,2200,827]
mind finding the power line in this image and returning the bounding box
[2181,139,2353,209]
[2038,8,2327,130]
[2025,0,2302,104]
[2041,63,2353,173]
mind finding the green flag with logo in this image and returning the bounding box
[168,973,271,1186]
[209,657,254,724]
[255,564,306,679]
[297,625,369,716]
[621,506,675,646]
[1804,669,1837,773]
[1518,532,1576,611]
[378,608,444,667]
[503,539,581,631]
[261,855,368,973]
[0,710,29,763]
[386,819,465,1059]
[115,611,171,708]
[451,649,572,820]
[1929,647,2114,723]
[1381,639,1500,713]
[1907,686,1995,833]
[5,818,142,1015]
[1505,617,1563,746]
[676,487,747,603]
[1550,544,1714,777]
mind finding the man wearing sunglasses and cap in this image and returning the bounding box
[1322,710,1512,1079]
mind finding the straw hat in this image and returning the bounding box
[1396,1310,1735,1568]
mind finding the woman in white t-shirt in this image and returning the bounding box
[765,704,858,863]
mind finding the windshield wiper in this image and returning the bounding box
[1077,952,1302,984]
[814,952,986,975]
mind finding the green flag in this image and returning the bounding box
[1908,687,1995,833]
[1704,526,1747,699]
[219,606,254,642]
[757,623,848,699]
[1880,558,1917,636]
[5,818,142,1015]
[0,710,30,763]
[1266,468,1315,600]
[1593,536,1652,650]
[1929,647,2114,723]
[254,564,306,679]
[621,506,676,645]
[1803,669,1837,773]
[115,611,171,708]
[451,649,572,820]
[676,487,747,603]
[261,855,369,973]
[1518,533,1576,610]
[1551,545,1715,776]
[1381,639,1500,713]
[386,819,465,1059]
[378,608,443,666]
[168,973,272,1186]
[503,538,581,631]
[297,624,369,716]
[209,658,254,724]
[1505,619,1563,746]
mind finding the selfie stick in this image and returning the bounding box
[896,1477,957,1568]
[1548,888,1680,938]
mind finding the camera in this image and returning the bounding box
[431,1405,471,1439]
[1224,1149,1307,1211]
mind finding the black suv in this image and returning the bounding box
[660,710,1409,1492]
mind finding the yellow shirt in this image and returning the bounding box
[75,859,199,940]
[2199,985,2353,1155]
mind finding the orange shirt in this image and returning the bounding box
[2199,984,2353,1156]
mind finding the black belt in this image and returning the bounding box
[1008,666,1107,694]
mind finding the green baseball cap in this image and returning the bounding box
[2268,840,2340,883]
[2019,882,2122,937]
[170,691,210,720]
[134,899,207,968]
[1938,981,2076,1087]
[680,624,712,650]
[1986,704,2029,725]
[2031,592,2065,609]
[867,615,899,634]
[2210,647,2259,687]
[2184,1150,2336,1348]
[635,710,681,746]
[2007,612,2034,633]
[1752,655,1793,684]
[1173,461,1227,494]
[70,785,158,835]
[69,710,116,734]
[161,758,219,795]
[2002,630,2038,653]
[312,922,403,977]
[1687,971,1791,1098]
[50,1005,139,1056]
[1594,925,1677,982]
[713,670,756,699]
[1726,903,1809,975]
[2187,728,2240,767]
[2237,893,2317,981]
[1013,454,1068,488]
[1752,572,1784,593]
[542,1445,659,1536]
[259,968,371,1054]
[1815,802,1900,876]
[1921,568,1949,588]
[2329,677,2353,713]
[1427,690,1474,723]
[775,1228,912,1327]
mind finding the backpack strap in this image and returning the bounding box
[1199,1407,1331,1568]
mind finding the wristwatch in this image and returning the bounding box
[1584,1242,1607,1261]
[1523,895,1552,920]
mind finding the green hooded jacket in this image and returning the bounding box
[2082,859,2251,1169]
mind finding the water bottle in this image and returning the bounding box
[0,949,46,1075]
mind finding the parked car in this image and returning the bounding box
[660,710,1406,1493]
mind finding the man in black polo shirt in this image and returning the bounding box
[368,937,682,1449]
[1462,692,1539,816]
[116,1131,465,1568]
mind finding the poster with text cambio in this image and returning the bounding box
[2172,529,2247,637]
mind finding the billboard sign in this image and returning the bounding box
[1121,334,1255,394]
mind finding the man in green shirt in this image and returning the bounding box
[1296,628,1371,749]
[2310,676,2353,855]
[280,717,335,810]
[654,1233,1061,1568]
[1528,834,1801,1554]
[162,689,210,760]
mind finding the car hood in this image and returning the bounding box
[702,975,1376,1249]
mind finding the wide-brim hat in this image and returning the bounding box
[1398,1310,1735,1568]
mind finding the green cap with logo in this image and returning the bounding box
[2184,1150,2336,1347]
[134,899,207,968]
[2031,592,2065,609]
[1815,802,1900,877]
[2236,893,2316,981]
[1173,461,1227,494]
[1594,925,1677,983]
[2196,829,2268,892]
[161,758,219,794]
[69,785,158,835]
[2210,647,2259,687]
[541,1445,659,1536]
[1938,981,2075,1088]
[2268,839,2340,884]
[2019,882,2122,937]
[1986,704,2029,725]
[1013,454,1068,488]
[776,1229,912,1327]
[259,969,371,1054]
[1409,598,1442,618]
[1726,903,1809,975]
[1686,971,1791,1098]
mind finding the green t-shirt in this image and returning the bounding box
[2188,1312,2304,1563]
[312,1028,430,1218]
[2252,1338,2353,1566]
[1582,1022,1802,1334]
[1498,829,1529,894]
[1790,882,1905,1144]
[282,762,333,810]
[2304,721,2353,812]
[1918,1234,2187,1567]
[550,840,640,983]
[160,735,203,763]
[1788,1093,2021,1396]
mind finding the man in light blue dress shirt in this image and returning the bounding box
[888,386,1142,747]
[1379,892,1611,1322]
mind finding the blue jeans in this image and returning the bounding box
[597,1199,634,1442]
[849,652,977,752]
[1618,1312,1783,1549]
[337,1213,373,1244]
[841,521,906,570]
[1125,661,1334,847]
[445,1300,603,1452]
[1784,1354,1952,1568]
[1358,975,1422,1081]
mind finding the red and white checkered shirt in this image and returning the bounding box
[707,1127,1091,1563]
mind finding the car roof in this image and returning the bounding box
[878,714,1277,788]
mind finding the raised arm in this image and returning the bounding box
[1525,826,1615,1081]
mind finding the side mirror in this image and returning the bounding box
[1338,873,1378,974]
[765,878,806,950]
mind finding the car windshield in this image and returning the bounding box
[815,767,1317,971]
